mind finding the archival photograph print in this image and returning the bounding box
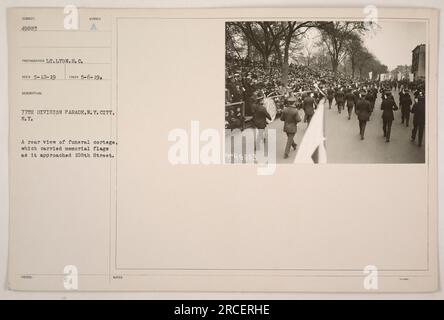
[225,20,426,164]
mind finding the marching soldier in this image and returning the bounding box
[355,90,372,140]
[251,93,272,150]
[280,96,302,159]
[334,87,345,114]
[399,88,413,127]
[302,92,315,124]
[365,87,377,115]
[345,88,356,120]
[380,91,398,142]
[410,92,425,147]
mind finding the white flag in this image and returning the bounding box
[294,97,326,164]
[369,71,373,80]
[409,73,414,82]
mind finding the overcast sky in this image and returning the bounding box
[363,21,426,71]
[300,20,426,72]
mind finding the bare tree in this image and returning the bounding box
[234,22,286,69]
[318,21,368,73]
[355,48,373,78]
[233,21,317,85]
[345,33,364,78]
[225,23,246,61]
[299,39,316,67]
[279,22,316,85]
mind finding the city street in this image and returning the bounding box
[324,89,425,163]
[226,90,425,164]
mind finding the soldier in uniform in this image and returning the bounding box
[251,94,272,150]
[302,92,315,125]
[355,90,372,140]
[399,88,413,127]
[334,87,345,114]
[365,87,377,116]
[280,96,302,158]
[380,91,398,142]
[345,88,356,120]
[410,92,425,147]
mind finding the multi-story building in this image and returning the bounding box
[411,44,426,80]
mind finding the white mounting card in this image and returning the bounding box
[7,7,438,292]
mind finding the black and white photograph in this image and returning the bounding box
[225,20,426,164]
[2,4,441,298]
